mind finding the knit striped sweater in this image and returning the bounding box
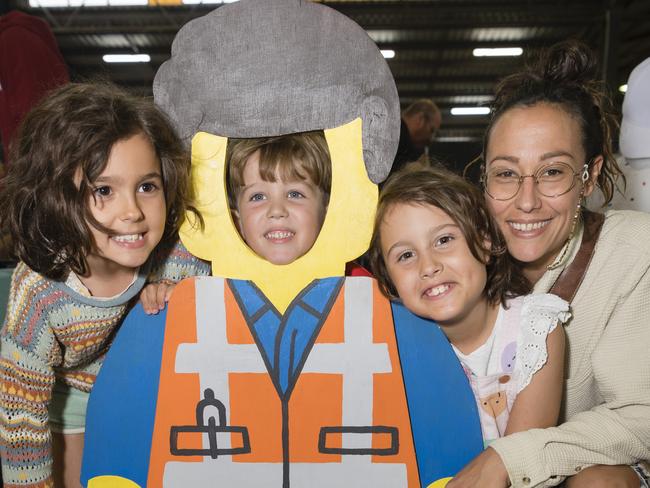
[0,240,210,487]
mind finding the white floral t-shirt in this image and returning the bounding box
[453,293,571,446]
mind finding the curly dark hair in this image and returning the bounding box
[479,39,623,204]
[368,165,530,306]
[0,82,198,280]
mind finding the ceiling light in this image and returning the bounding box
[103,54,151,63]
[451,107,491,116]
[619,84,628,93]
[473,47,523,57]
[182,0,238,3]
[436,136,477,143]
[30,0,148,5]
[29,0,69,6]
[381,50,396,59]
[109,0,148,4]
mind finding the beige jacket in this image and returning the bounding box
[491,210,650,487]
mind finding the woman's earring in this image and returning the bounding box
[581,164,589,183]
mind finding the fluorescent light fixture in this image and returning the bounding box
[381,49,396,59]
[109,0,148,4]
[30,0,69,6]
[103,54,151,63]
[182,0,238,3]
[619,84,628,93]
[31,0,147,5]
[473,47,523,57]
[436,136,477,143]
[451,107,491,116]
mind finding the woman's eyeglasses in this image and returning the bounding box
[483,163,587,201]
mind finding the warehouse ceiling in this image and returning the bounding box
[7,0,650,153]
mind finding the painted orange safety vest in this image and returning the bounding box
[146,276,420,487]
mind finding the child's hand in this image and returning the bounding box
[140,282,175,314]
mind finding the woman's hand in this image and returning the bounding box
[140,282,176,314]
[447,447,510,488]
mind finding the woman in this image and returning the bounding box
[451,41,650,487]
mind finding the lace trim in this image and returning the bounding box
[515,293,571,394]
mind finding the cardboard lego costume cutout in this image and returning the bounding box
[81,1,483,487]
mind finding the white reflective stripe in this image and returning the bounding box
[175,278,267,423]
[165,460,407,487]
[302,278,396,470]
[343,278,391,453]
[165,460,283,487]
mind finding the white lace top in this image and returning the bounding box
[453,293,570,446]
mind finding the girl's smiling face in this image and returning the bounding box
[380,202,490,331]
[85,132,166,283]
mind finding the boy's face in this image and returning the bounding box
[234,150,327,265]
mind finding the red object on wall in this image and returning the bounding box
[0,11,69,165]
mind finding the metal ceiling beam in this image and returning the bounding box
[323,1,605,29]
[30,2,605,33]
[603,0,621,93]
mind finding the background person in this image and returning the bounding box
[0,11,69,264]
[451,40,650,488]
[391,98,442,175]
[0,10,69,168]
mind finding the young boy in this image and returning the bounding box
[226,131,331,265]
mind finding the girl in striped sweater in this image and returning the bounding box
[0,83,209,487]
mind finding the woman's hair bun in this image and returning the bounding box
[537,39,599,85]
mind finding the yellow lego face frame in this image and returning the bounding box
[180,118,377,313]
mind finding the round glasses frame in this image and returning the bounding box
[482,163,588,201]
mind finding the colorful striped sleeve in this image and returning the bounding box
[148,238,211,284]
[0,263,58,487]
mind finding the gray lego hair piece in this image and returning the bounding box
[153,0,399,183]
